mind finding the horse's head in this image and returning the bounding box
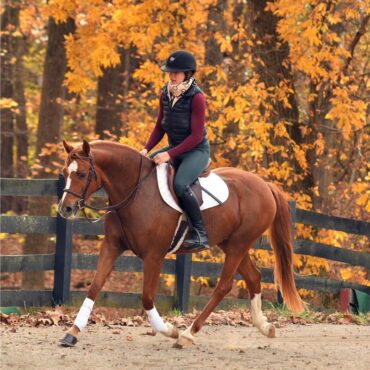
[58,139,101,219]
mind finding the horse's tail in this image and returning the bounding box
[267,183,304,313]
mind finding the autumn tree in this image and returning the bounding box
[96,47,139,139]
[0,0,31,214]
[266,0,369,213]
[13,0,29,212]
[205,0,227,72]
[247,0,302,182]
[44,0,369,213]
[23,16,75,289]
[39,0,368,294]
[1,1,17,212]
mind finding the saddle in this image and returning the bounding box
[167,159,211,206]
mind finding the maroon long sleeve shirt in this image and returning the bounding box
[144,92,206,158]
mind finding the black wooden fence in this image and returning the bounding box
[1,176,369,312]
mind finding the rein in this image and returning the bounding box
[63,153,155,223]
[63,151,155,256]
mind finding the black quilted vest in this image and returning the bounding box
[161,81,208,147]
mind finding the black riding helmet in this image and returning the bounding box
[161,50,197,72]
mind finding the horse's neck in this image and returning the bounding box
[93,147,153,203]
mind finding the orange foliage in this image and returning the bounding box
[15,0,369,298]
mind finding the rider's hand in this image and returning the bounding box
[139,149,148,156]
[153,152,170,165]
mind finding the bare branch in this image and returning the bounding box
[343,14,370,73]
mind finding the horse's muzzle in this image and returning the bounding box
[58,202,78,219]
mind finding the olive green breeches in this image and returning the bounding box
[150,144,210,197]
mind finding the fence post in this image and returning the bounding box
[289,200,296,242]
[175,253,192,313]
[53,174,73,305]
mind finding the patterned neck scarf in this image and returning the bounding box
[167,77,194,107]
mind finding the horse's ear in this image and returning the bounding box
[63,140,74,153]
[82,140,90,156]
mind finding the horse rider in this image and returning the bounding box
[140,50,210,252]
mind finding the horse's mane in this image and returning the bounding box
[89,140,138,153]
[65,140,143,166]
[68,140,139,156]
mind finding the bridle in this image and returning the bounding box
[62,154,99,212]
[62,152,154,223]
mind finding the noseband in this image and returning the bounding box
[62,153,153,223]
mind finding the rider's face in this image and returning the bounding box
[168,72,186,85]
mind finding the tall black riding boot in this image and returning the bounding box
[178,186,210,252]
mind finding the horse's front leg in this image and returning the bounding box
[142,254,179,339]
[59,239,122,347]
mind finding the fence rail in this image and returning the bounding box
[1,177,369,311]
[2,215,369,269]
[296,209,369,235]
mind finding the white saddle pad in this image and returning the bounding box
[156,163,229,213]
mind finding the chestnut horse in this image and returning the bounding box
[58,139,303,347]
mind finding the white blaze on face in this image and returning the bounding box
[61,160,78,204]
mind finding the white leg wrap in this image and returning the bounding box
[251,293,271,335]
[74,298,94,331]
[146,307,166,333]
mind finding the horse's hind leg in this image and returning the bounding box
[237,252,275,338]
[177,248,246,346]
[59,239,121,347]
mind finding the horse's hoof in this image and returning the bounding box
[161,323,179,339]
[176,335,194,347]
[176,327,194,347]
[267,324,276,338]
[169,324,179,339]
[59,333,78,347]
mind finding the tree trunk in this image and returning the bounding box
[204,0,238,164]
[96,47,138,139]
[205,0,227,67]
[307,81,335,212]
[247,0,300,131]
[230,0,249,82]
[22,17,75,289]
[13,1,28,213]
[247,0,312,190]
[0,1,16,213]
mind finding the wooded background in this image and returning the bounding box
[1,0,369,298]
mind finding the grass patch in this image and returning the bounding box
[167,308,183,317]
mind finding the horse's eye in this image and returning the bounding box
[78,172,87,179]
